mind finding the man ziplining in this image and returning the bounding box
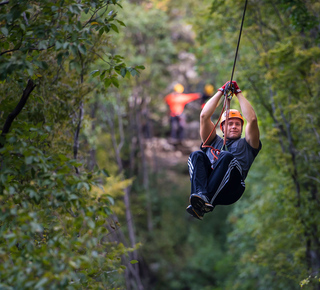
[186,81,262,220]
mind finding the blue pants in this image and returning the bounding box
[187,151,245,205]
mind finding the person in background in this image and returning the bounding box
[186,81,262,220]
[165,83,200,144]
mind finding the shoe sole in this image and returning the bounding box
[186,205,203,220]
[190,195,214,213]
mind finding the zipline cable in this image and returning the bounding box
[223,0,248,148]
[202,0,248,153]
[229,0,248,85]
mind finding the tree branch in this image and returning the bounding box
[0,1,9,6]
[82,4,109,28]
[0,79,36,148]
[0,48,20,56]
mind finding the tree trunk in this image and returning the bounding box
[105,98,144,290]
[133,89,153,232]
[88,102,98,171]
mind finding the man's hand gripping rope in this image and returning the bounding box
[218,80,242,99]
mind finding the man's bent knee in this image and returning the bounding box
[189,150,207,161]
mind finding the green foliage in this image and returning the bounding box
[0,125,129,288]
[113,1,178,93]
[0,0,143,87]
[278,0,319,33]
[0,0,142,288]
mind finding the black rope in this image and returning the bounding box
[229,0,248,85]
[223,0,248,148]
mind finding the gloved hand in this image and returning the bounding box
[232,81,242,94]
[218,81,229,93]
[218,81,242,94]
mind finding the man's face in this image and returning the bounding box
[222,118,243,139]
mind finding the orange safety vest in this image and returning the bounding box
[165,93,200,117]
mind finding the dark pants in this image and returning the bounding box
[170,115,185,140]
[188,151,245,205]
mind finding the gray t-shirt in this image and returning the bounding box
[201,135,262,180]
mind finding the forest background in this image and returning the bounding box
[0,0,320,289]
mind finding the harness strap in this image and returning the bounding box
[201,97,227,160]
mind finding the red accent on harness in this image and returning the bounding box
[201,90,233,160]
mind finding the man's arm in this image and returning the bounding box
[236,92,260,149]
[199,90,223,143]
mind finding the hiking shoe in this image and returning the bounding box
[190,193,214,213]
[186,205,204,220]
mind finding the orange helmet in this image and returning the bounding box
[204,84,214,95]
[173,83,184,93]
[220,109,244,130]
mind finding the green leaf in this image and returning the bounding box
[100,70,106,81]
[8,136,16,143]
[99,27,105,36]
[3,41,9,50]
[27,68,34,77]
[129,68,139,77]
[78,44,87,55]
[55,41,62,50]
[110,24,119,33]
[116,19,126,27]
[87,219,95,229]
[25,156,33,165]
[58,154,69,161]
[90,70,100,77]
[38,40,48,50]
[40,61,49,70]
[111,77,119,88]
[130,260,139,264]
[120,67,127,78]
[57,52,63,65]
[107,196,114,205]
[1,27,8,36]
[83,182,90,191]
[104,78,112,88]
[102,169,109,177]
[70,44,78,56]
[69,260,79,269]
[69,194,79,200]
